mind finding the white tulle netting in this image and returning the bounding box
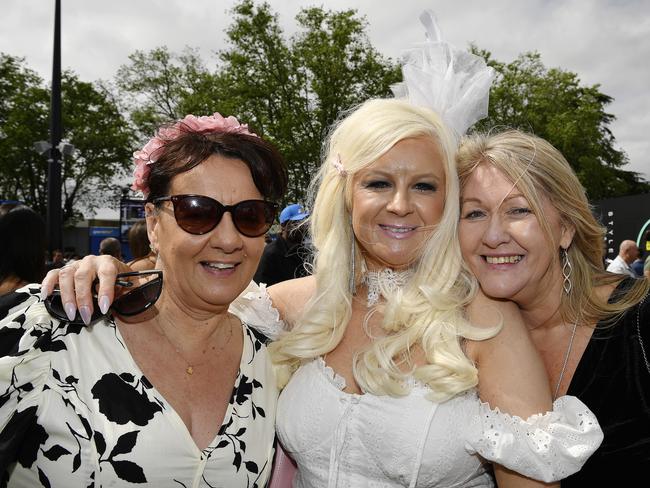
[391,10,495,139]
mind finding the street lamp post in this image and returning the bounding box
[46,0,63,253]
[34,140,74,250]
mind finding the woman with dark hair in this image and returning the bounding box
[0,113,288,486]
[0,205,46,296]
[126,219,157,271]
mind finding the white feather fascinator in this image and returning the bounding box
[391,10,495,140]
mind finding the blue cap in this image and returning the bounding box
[279,203,309,224]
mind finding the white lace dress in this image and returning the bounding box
[235,282,604,487]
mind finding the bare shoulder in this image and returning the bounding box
[268,276,317,329]
[127,257,156,272]
[464,292,525,363]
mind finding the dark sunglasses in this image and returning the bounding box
[44,271,163,325]
[151,194,278,238]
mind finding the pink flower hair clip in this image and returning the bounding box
[333,154,347,177]
[131,112,258,198]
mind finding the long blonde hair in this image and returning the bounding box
[456,129,650,326]
[270,99,494,401]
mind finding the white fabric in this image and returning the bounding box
[468,396,604,482]
[276,358,603,488]
[390,10,495,139]
[606,255,636,278]
[227,282,603,485]
[229,280,288,340]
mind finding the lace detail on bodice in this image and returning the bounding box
[315,357,347,391]
[277,360,603,487]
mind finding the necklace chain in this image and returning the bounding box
[554,291,649,397]
[553,320,578,400]
[156,317,233,375]
[636,293,650,375]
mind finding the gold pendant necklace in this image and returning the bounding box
[156,316,234,376]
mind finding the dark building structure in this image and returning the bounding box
[592,193,650,261]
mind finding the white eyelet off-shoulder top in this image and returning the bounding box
[233,282,604,488]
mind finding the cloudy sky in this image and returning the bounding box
[1,0,648,217]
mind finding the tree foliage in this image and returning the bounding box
[0,54,134,223]
[5,1,642,227]
[116,0,401,203]
[472,49,649,199]
[218,1,400,201]
[115,47,222,140]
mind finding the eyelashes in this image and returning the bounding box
[460,206,533,220]
[361,180,438,192]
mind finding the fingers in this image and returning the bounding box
[70,258,99,325]
[40,268,62,300]
[41,254,137,325]
[94,257,130,314]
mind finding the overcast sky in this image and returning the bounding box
[1,0,648,218]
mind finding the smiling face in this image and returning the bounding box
[351,136,446,271]
[458,163,574,305]
[146,154,266,312]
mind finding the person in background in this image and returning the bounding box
[99,236,123,261]
[127,219,157,271]
[632,248,645,277]
[0,206,46,298]
[45,248,66,271]
[456,129,650,486]
[0,202,23,217]
[606,239,640,278]
[0,112,287,486]
[254,203,311,286]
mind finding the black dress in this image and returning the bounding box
[563,278,650,487]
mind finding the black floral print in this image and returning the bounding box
[0,286,278,487]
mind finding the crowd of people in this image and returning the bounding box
[0,9,648,488]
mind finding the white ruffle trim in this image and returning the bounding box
[228,281,287,340]
[466,395,603,482]
[315,356,348,391]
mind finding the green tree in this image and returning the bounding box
[472,49,649,199]
[115,47,223,140]
[0,54,50,210]
[0,53,134,223]
[115,1,401,203]
[59,74,135,222]
[219,0,401,201]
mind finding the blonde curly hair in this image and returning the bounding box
[269,99,495,401]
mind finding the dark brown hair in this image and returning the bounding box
[146,127,288,203]
[0,206,46,283]
[127,219,150,260]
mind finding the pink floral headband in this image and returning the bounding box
[131,112,258,198]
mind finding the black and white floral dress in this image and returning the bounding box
[0,285,278,488]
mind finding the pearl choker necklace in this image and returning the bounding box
[361,268,413,306]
